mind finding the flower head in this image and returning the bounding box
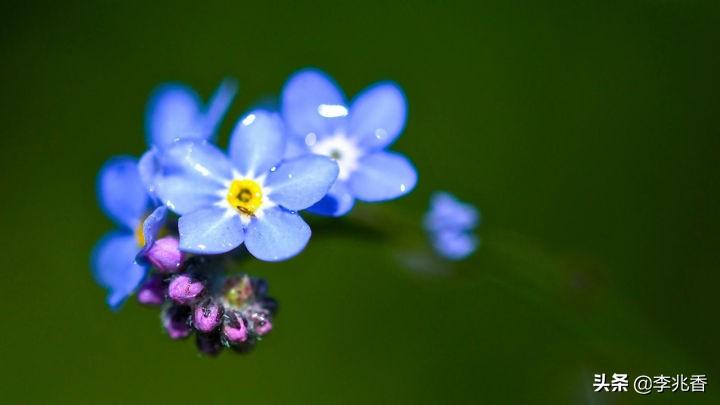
[143,256,278,356]
[154,110,339,260]
[92,157,167,309]
[423,192,479,260]
[281,68,417,216]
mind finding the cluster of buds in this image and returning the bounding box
[137,236,277,356]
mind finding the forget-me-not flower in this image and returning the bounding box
[281,68,417,216]
[93,79,234,309]
[423,192,479,260]
[139,78,238,192]
[92,157,167,309]
[153,110,339,261]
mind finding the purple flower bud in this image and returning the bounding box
[256,320,272,336]
[136,274,166,306]
[223,312,248,344]
[163,306,192,340]
[168,274,205,304]
[196,332,223,357]
[146,236,183,273]
[250,312,273,336]
[193,298,224,333]
[260,297,278,315]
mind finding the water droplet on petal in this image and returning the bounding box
[242,114,256,126]
[305,132,317,146]
[317,104,348,118]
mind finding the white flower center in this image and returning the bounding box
[308,133,361,181]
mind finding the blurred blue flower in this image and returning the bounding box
[92,157,167,309]
[154,110,339,261]
[281,68,417,216]
[423,192,479,260]
[139,78,238,193]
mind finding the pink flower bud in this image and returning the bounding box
[196,332,222,356]
[136,274,165,306]
[146,236,183,273]
[223,312,248,344]
[168,274,205,304]
[193,299,224,333]
[251,312,273,336]
[163,306,192,340]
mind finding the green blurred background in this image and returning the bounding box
[1,0,719,403]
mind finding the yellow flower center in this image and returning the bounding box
[226,179,263,216]
[135,222,146,247]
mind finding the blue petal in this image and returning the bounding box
[281,68,347,139]
[432,230,478,261]
[153,141,231,215]
[307,180,355,217]
[98,157,149,229]
[423,192,479,233]
[155,173,224,215]
[138,148,159,194]
[266,155,339,211]
[137,206,168,259]
[92,232,147,310]
[348,82,407,150]
[245,207,311,261]
[228,110,285,176]
[201,78,238,138]
[158,141,233,182]
[178,207,244,254]
[349,151,417,202]
[145,83,203,150]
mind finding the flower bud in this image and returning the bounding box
[163,305,192,340]
[222,312,248,344]
[260,297,278,316]
[193,298,224,333]
[168,274,205,304]
[251,312,273,336]
[136,274,165,306]
[223,275,254,307]
[146,236,183,273]
[196,332,223,357]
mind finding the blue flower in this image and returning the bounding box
[280,68,417,216]
[423,192,479,260]
[153,110,339,261]
[139,78,238,192]
[93,80,234,309]
[92,157,167,309]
